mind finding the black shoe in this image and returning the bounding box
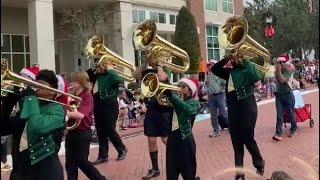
[235,174,245,180]
[116,148,128,161]
[256,160,265,176]
[92,158,108,165]
[195,176,200,180]
[142,169,160,180]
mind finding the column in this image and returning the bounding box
[112,1,135,76]
[28,0,55,71]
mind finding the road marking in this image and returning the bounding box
[4,89,319,165]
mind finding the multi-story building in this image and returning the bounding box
[1,0,243,81]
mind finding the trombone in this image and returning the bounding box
[1,58,82,130]
[141,72,181,106]
[84,35,136,82]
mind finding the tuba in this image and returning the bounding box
[133,20,190,74]
[141,73,181,106]
[85,35,136,82]
[220,16,271,73]
[1,58,82,130]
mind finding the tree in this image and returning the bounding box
[244,0,319,59]
[59,5,114,52]
[174,6,201,74]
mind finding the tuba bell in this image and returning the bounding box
[133,20,190,74]
[141,73,181,106]
[220,16,271,73]
[85,35,136,82]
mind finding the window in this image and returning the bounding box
[1,34,30,73]
[169,14,177,24]
[205,0,217,11]
[132,10,146,23]
[223,0,234,14]
[150,12,166,24]
[158,13,166,23]
[206,26,220,60]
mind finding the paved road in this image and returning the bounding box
[2,90,319,180]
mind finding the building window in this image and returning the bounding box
[206,26,220,60]
[1,34,30,73]
[150,12,166,24]
[132,10,146,23]
[223,0,234,14]
[205,0,217,11]
[169,14,177,24]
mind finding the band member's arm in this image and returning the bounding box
[19,89,65,134]
[244,60,262,84]
[67,93,93,121]
[211,57,232,80]
[275,64,293,83]
[132,61,149,80]
[166,93,199,115]
[157,66,171,82]
[1,90,21,123]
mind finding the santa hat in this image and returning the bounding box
[207,59,218,65]
[20,67,39,81]
[277,53,289,62]
[56,75,68,97]
[179,78,198,97]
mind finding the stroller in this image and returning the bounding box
[284,90,314,128]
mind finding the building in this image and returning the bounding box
[1,0,243,81]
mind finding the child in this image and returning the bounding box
[162,78,200,180]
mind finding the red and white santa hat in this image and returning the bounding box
[179,78,198,97]
[277,53,289,62]
[20,67,39,80]
[56,75,68,96]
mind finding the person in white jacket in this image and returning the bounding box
[117,89,129,130]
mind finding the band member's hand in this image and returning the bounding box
[275,63,282,72]
[162,89,172,97]
[21,87,36,97]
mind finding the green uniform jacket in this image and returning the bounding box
[20,95,65,165]
[168,94,200,140]
[96,69,123,99]
[230,60,262,100]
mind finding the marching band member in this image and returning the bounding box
[162,78,200,180]
[132,56,173,179]
[87,59,127,164]
[211,54,265,180]
[1,65,39,180]
[2,69,65,180]
[65,71,106,180]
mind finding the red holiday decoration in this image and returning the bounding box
[265,24,275,37]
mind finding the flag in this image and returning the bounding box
[309,0,314,13]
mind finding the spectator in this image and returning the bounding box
[1,136,11,171]
[273,54,297,141]
[117,89,130,130]
[207,59,228,137]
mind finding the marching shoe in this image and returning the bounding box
[92,157,108,165]
[235,174,245,180]
[116,148,128,161]
[142,169,160,180]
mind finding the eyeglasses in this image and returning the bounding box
[278,61,285,64]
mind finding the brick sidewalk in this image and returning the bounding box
[2,91,319,180]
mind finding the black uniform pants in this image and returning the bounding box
[94,97,125,158]
[65,129,105,180]
[227,95,263,169]
[166,130,196,180]
[29,154,64,180]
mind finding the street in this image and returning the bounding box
[1,90,319,180]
